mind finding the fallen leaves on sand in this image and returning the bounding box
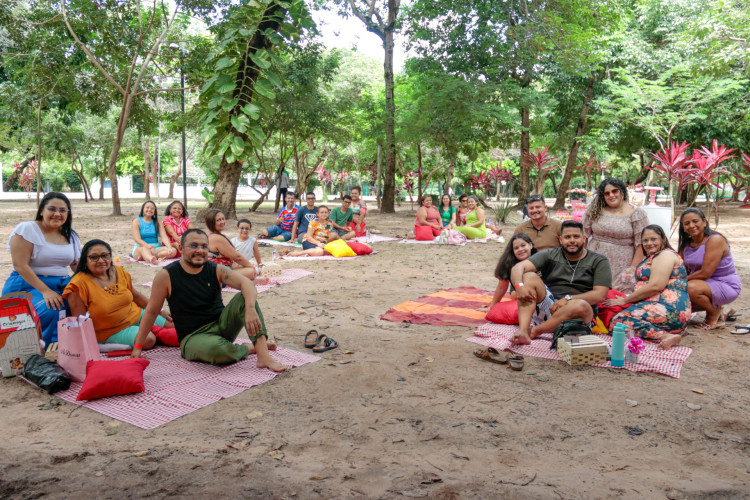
[687,403,702,411]
[309,475,330,481]
[344,350,354,354]
[105,429,117,436]
[246,411,263,420]
[692,388,704,394]
[425,357,434,363]
[268,450,285,460]
[132,451,149,457]
[627,427,643,436]
[626,399,638,407]
[419,472,443,485]
[95,471,104,477]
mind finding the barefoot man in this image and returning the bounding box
[510,220,611,345]
[131,229,286,371]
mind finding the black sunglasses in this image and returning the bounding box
[526,195,544,203]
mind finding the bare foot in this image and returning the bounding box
[150,256,158,265]
[257,354,287,372]
[510,328,532,345]
[658,334,682,350]
[705,306,723,325]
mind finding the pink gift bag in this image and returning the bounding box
[57,314,101,382]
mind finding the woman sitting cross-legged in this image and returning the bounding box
[605,225,691,350]
[132,200,176,264]
[63,239,173,349]
[678,208,742,329]
[205,209,268,284]
[414,194,443,240]
[283,206,340,257]
[162,200,194,257]
[438,194,457,228]
[453,195,487,239]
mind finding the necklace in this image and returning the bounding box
[92,273,119,295]
[564,252,585,283]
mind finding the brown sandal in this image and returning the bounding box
[508,353,524,371]
[473,347,508,364]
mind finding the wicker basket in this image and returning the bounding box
[261,262,282,278]
[557,335,608,366]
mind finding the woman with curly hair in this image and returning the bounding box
[583,177,649,293]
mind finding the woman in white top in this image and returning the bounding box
[3,192,81,344]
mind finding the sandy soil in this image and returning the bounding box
[1,197,749,499]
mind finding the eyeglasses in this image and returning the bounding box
[526,195,544,203]
[87,253,111,262]
[604,188,620,197]
[188,244,209,250]
[45,206,68,215]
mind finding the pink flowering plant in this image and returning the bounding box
[627,337,645,355]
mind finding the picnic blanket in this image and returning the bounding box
[398,236,500,245]
[118,256,180,268]
[381,287,505,327]
[258,239,300,248]
[466,322,692,378]
[350,234,399,243]
[142,268,313,294]
[280,251,377,261]
[46,344,319,429]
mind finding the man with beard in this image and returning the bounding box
[131,229,286,372]
[509,220,611,345]
[513,194,562,250]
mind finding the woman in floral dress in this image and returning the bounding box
[605,225,690,350]
[583,177,649,293]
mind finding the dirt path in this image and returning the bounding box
[1,199,749,499]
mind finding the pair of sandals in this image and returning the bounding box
[304,329,339,353]
[696,310,742,331]
[474,347,524,371]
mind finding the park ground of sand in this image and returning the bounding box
[1,197,749,499]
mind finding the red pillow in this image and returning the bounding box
[597,289,627,328]
[346,242,374,255]
[485,300,519,324]
[77,358,150,401]
[152,326,179,346]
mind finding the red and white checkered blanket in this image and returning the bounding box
[51,344,319,429]
[118,256,179,268]
[467,322,692,378]
[142,268,313,293]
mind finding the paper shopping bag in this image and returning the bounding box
[57,314,101,382]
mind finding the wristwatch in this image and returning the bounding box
[564,294,573,301]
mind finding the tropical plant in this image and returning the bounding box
[523,147,559,195]
[676,140,735,224]
[648,141,692,221]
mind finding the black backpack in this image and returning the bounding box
[550,319,592,349]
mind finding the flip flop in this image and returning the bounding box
[695,321,725,331]
[730,326,750,335]
[312,335,338,353]
[722,309,741,322]
[473,347,508,364]
[304,329,320,348]
[508,353,524,371]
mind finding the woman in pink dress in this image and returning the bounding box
[583,178,649,294]
[162,201,194,256]
[414,194,443,241]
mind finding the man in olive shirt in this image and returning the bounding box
[510,220,611,345]
[513,194,562,250]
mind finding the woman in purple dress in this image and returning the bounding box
[678,208,742,329]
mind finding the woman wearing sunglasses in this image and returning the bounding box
[63,239,173,349]
[3,192,81,344]
[583,177,649,293]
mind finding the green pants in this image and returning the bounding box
[180,294,268,365]
[455,225,487,239]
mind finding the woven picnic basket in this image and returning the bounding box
[261,262,282,278]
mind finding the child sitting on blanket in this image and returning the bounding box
[282,206,340,257]
[231,219,262,267]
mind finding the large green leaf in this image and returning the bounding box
[215,57,235,70]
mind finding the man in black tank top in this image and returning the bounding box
[131,229,286,371]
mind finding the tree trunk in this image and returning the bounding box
[168,169,181,199]
[107,94,136,215]
[71,159,89,202]
[553,76,595,209]
[250,184,275,211]
[380,1,398,213]
[141,136,152,200]
[443,158,455,195]
[212,158,243,219]
[3,156,35,192]
[518,105,531,204]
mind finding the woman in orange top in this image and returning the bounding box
[63,239,173,349]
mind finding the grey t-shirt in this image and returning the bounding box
[528,247,612,299]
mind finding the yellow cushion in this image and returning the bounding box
[324,239,356,258]
[591,316,608,334]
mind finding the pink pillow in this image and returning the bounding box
[414,225,435,241]
[76,358,150,401]
[346,242,374,255]
[485,300,519,324]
